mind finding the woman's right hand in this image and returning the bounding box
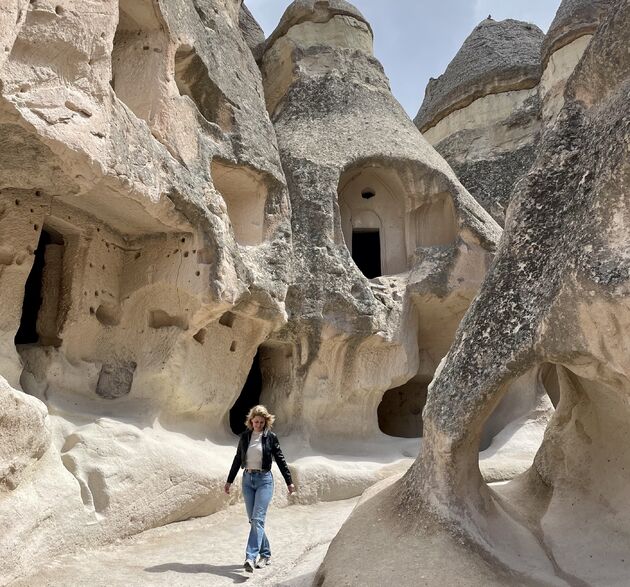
[224,482,231,495]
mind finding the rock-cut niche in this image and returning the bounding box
[338,164,407,278]
[174,45,234,133]
[15,224,68,348]
[211,159,269,246]
[413,194,457,247]
[111,0,168,124]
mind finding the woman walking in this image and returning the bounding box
[224,405,296,573]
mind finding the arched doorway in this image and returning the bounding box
[338,165,406,276]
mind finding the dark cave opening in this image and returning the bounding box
[378,379,429,438]
[15,230,52,345]
[352,229,381,278]
[229,351,263,435]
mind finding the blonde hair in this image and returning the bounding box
[245,405,275,431]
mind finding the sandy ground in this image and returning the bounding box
[9,499,358,587]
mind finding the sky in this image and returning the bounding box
[246,0,562,118]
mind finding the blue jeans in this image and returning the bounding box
[242,470,274,561]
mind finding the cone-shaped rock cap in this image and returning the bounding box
[415,18,544,133]
[542,0,614,66]
[265,0,372,52]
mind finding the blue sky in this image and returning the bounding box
[246,0,561,117]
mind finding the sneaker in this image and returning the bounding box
[244,559,255,573]
[255,556,271,568]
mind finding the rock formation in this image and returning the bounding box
[0,0,292,581]
[0,0,510,582]
[259,0,500,446]
[540,0,614,124]
[415,18,544,225]
[239,2,265,61]
[319,1,630,584]
[4,0,623,584]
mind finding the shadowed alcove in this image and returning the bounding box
[377,376,431,438]
[174,45,234,132]
[111,0,168,124]
[413,193,458,247]
[15,225,65,347]
[338,163,406,277]
[229,351,262,435]
[211,159,269,246]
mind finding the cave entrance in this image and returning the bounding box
[352,229,381,279]
[229,350,263,435]
[378,378,430,438]
[15,227,65,346]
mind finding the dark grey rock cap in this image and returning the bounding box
[414,18,544,133]
[265,0,372,54]
[542,0,614,67]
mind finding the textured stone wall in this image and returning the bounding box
[319,2,630,584]
[0,1,590,583]
[0,0,292,581]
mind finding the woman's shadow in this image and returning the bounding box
[145,562,248,583]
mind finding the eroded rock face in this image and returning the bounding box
[0,0,577,583]
[319,1,630,584]
[0,0,291,581]
[260,0,500,445]
[1,0,292,426]
[540,0,614,125]
[0,375,49,492]
[239,2,265,61]
[415,18,544,225]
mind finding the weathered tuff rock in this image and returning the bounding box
[415,18,544,225]
[319,1,630,584]
[540,0,615,124]
[0,0,577,583]
[0,375,49,492]
[260,0,502,445]
[0,0,291,581]
[239,2,265,61]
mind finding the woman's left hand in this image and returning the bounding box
[287,483,296,495]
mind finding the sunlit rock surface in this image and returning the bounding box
[319,2,630,584]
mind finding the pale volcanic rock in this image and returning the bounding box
[319,1,630,584]
[260,0,501,447]
[415,18,544,225]
[0,0,610,583]
[415,18,543,133]
[239,2,265,61]
[0,0,292,581]
[0,0,291,432]
[540,0,615,124]
[543,0,615,62]
[0,375,50,492]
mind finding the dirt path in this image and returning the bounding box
[10,499,358,587]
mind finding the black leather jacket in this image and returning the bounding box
[227,429,293,486]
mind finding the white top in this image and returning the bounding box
[245,431,263,470]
